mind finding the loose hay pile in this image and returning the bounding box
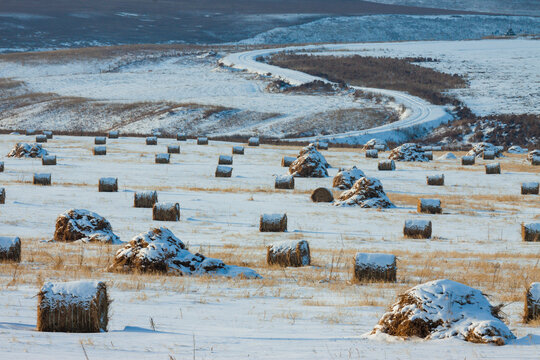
[403,219,432,239]
[93,146,106,155]
[37,281,109,333]
[378,160,395,171]
[522,223,540,242]
[467,142,503,158]
[134,191,158,208]
[521,182,539,195]
[332,166,365,190]
[218,155,233,165]
[275,174,294,189]
[371,279,515,345]
[426,174,444,186]
[334,177,394,208]
[417,198,442,214]
[215,165,233,177]
[42,155,57,166]
[266,240,310,267]
[524,283,540,323]
[232,146,244,155]
[33,173,51,185]
[99,177,118,192]
[354,253,396,282]
[288,143,329,177]
[153,202,180,221]
[108,227,260,277]
[8,143,48,158]
[0,236,21,262]
[389,143,429,162]
[54,209,121,244]
[260,213,287,232]
[281,156,296,167]
[311,187,334,202]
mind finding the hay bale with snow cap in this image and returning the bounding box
[334,177,394,208]
[483,150,495,160]
[215,165,232,177]
[108,130,119,139]
[267,240,310,267]
[418,198,442,214]
[155,153,170,164]
[94,136,106,145]
[468,142,502,158]
[35,135,47,143]
[311,187,334,202]
[317,142,328,150]
[218,155,233,165]
[522,182,539,195]
[378,160,395,171]
[354,253,396,282]
[527,150,539,162]
[0,187,5,204]
[424,151,433,160]
[42,155,56,166]
[177,132,186,141]
[54,209,120,244]
[524,283,540,323]
[461,155,475,165]
[25,129,35,136]
[0,161,3,172]
[363,138,387,151]
[153,202,180,221]
[197,136,208,145]
[530,155,540,166]
[93,146,106,155]
[281,156,296,167]
[146,136,157,145]
[33,173,51,185]
[0,237,21,262]
[275,175,294,190]
[365,149,378,158]
[371,279,515,345]
[99,177,118,192]
[134,191,158,208]
[404,219,432,239]
[260,213,287,232]
[332,166,365,190]
[7,143,48,158]
[232,146,244,155]
[248,137,260,146]
[485,163,501,174]
[167,144,180,154]
[389,143,428,162]
[426,174,444,186]
[43,131,53,139]
[289,143,329,177]
[37,281,109,333]
[522,223,540,242]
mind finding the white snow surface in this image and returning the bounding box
[354,253,396,268]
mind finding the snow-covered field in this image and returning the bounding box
[0,134,539,358]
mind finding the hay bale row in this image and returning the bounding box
[177,132,186,141]
[281,156,296,167]
[215,165,232,177]
[266,240,310,267]
[155,153,170,164]
[522,182,539,195]
[378,160,395,171]
[146,136,157,145]
[524,283,540,323]
[218,155,233,165]
[167,144,180,154]
[153,202,180,221]
[33,173,51,186]
[134,191,158,208]
[93,146,106,155]
[417,198,442,214]
[36,134,47,143]
[275,174,294,189]
[426,174,444,186]
[99,177,118,192]
[366,149,378,158]
[0,187,5,204]
[486,163,501,174]
[248,137,260,146]
[461,155,475,165]
[197,137,208,145]
[260,213,287,232]
[232,146,244,155]
[43,131,53,139]
[42,155,57,166]
[0,237,20,262]
[522,223,540,242]
[94,136,106,145]
[311,187,334,202]
[404,219,432,239]
[354,253,396,282]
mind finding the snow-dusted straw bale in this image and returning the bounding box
[267,240,310,267]
[248,137,260,146]
[281,156,296,167]
[378,160,395,171]
[404,219,432,239]
[426,174,444,186]
[232,146,244,155]
[167,144,180,154]
[108,130,119,139]
[155,153,170,164]
[317,142,328,150]
[468,142,503,158]
[334,177,394,208]
[37,281,109,333]
[424,151,433,160]
[43,130,53,139]
[485,163,501,174]
[33,173,51,185]
[389,143,429,162]
[333,166,365,190]
[146,136,157,145]
[134,191,158,208]
[289,143,329,177]
[522,223,540,242]
[25,129,35,136]
[0,161,3,172]
[176,132,186,141]
[365,149,378,158]
[260,213,287,232]
[54,209,120,244]
[461,155,475,165]
[218,155,233,165]
[215,165,232,178]
[311,187,334,202]
[197,136,208,145]
[532,156,540,166]
[417,198,442,214]
[374,144,386,151]
[153,202,180,221]
[35,134,47,143]
[0,237,21,262]
[275,175,294,190]
[483,150,495,160]
[42,155,56,166]
[524,283,540,323]
[528,150,540,162]
[363,138,386,151]
[94,136,106,145]
[522,182,539,195]
[0,187,5,204]
[93,146,106,155]
[98,177,118,192]
[354,253,396,282]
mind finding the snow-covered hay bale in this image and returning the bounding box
[354,253,396,282]
[333,166,365,190]
[0,237,21,262]
[528,150,540,162]
[35,134,47,143]
[155,153,170,164]
[468,142,502,158]
[37,281,109,333]
[43,131,53,139]
[378,160,395,171]
[108,227,260,277]
[260,213,287,232]
[0,187,5,204]
[334,177,394,208]
[485,163,501,174]
[522,182,539,195]
[54,209,120,244]
[275,175,294,190]
[248,137,260,146]
[197,136,208,145]
[167,144,180,154]
[483,150,495,160]
[438,152,457,160]
[311,187,334,202]
[232,146,244,155]
[146,136,157,145]
[289,143,329,177]
[267,240,310,267]
[281,156,296,167]
[25,129,35,136]
[403,219,432,239]
[98,177,118,192]
[7,143,48,158]
[424,151,433,160]
[317,142,328,150]
[93,145,106,155]
[524,283,540,323]
[33,173,51,185]
[417,198,442,214]
[365,149,378,158]
[215,165,232,178]
[94,136,106,145]
[531,155,540,166]
[218,155,233,165]
[461,155,475,165]
[508,145,527,154]
[0,161,3,172]
[153,202,180,221]
[134,191,158,208]
[522,223,540,242]
[42,155,56,166]
[108,130,119,139]
[176,132,186,141]
[363,138,386,151]
[389,143,428,162]
[371,279,515,345]
[426,174,444,186]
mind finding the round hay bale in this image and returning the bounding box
[25,129,36,136]
[43,131,53,139]
[417,198,442,214]
[424,151,433,160]
[522,223,540,242]
[0,187,5,204]
[35,134,47,143]
[33,173,51,186]
[248,137,260,146]
[260,213,287,232]
[461,155,475,165]
[524,283,540,323]
[404,219,432,239]
[378,160,395,171]
[218,155,233,165]
[37,281,109,333]
[275,174,294,190]
[374,144,386,151]
[426,174,444,186]
[177,132,187,141]
[94,136,106,145]
[354,253,396,282]
[281,156,296,167]
[485,163,501,174]
[532,155,540,166]
[153,202,180,221]
[134,191,158,208]
[0,237,21,262]
[98,177,118,192]
[146,136,158,145]
[267,240,310,267]
[54,209,120,243]
[366,149,378,158]
[0,161,4,172]
[317,142,328,150]
[522,182,539,195]
[197,137,208,145]
[232,146,244,155]
[215,165,232,178]
[42,155,57,166]
[311,187,334,202]
[167,144,180,154]
[155,153,170,164]
[93,146,106,156]
[483,150,495,160]
[108,130,119,139]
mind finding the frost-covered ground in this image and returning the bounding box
[0,134,539,358]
